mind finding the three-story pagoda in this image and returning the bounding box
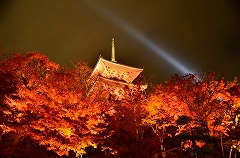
[88,39,147,100]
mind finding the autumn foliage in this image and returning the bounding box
[0,52,108,157]
[0,52,239,158]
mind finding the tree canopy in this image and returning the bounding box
[0,52,239,158]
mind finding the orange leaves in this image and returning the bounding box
[143,83,190,128]
[0,52,108,156]
[73,60,92,91]
[143,73,240,152]
[1,52,239,156]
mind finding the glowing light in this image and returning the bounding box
[85,0,196,75]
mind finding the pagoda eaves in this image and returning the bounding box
[89,56,143,84]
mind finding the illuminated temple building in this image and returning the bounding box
[88,39,147,100]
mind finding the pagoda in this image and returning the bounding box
[87,39,147,100]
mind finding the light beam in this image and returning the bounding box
[85,0,196,75]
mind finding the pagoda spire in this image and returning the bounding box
[111,38,117,62]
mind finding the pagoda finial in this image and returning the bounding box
[111,38,117,62]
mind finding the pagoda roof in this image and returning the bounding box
[89,56,143,83]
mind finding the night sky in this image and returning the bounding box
[0,0,240,84]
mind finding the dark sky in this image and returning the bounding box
[0,0,240,84]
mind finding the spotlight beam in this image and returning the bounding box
[85,0,196,75]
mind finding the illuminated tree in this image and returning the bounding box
[94,91,159,157]
[0,52,108,157]
[0,52,58,137]
[73,60,92,91]
[143,73,240,157]
[223,82,240,157]
[142,79,189,157]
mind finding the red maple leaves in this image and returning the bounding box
[0,52,239,157]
